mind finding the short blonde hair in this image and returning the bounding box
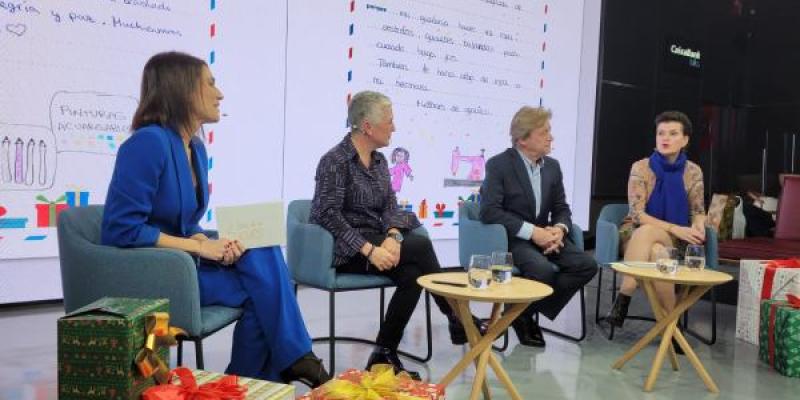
[510,106,552,146]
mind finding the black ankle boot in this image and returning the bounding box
[366,346,421,381]
[280,352,332,388]
[606,293,631,328]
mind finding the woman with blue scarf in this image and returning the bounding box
[605,111,707,341]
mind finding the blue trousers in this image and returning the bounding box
[196,246,311,381]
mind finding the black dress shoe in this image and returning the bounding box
[366,346,421,381]
[449,315,488,345]
[528,318,546,347]
[280,352,332,388]
[511,315,545,347]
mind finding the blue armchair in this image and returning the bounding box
[56,205,242,369]
[286,200,432,373]
[458,202,587,345]
[594,203,719,344]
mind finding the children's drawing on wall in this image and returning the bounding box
[389,147,413,192]
[444,146,485,187]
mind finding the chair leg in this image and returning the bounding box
[396,290,433,363]
[537,287,588,342]
[195,339,204,370]
[594,267,604,325]
[684,286,718,345]
[379,288,385,331]
[493,329,510,352]
[177,339,184,367]
[608,270,617,340]
[329,291,336,374]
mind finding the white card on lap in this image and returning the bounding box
[215,202,285,249]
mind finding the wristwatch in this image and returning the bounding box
[388,231,404,243]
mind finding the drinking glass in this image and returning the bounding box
[685,244,706,271]
[655,247,678,275]
[490,251,513,284]
[467,255,492,290]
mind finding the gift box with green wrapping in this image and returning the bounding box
[58,297,180,399]
[759,296,800,378]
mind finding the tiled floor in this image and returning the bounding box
[1,274,797,399]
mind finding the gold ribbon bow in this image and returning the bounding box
[322,364,426,400]
[135,312,186,384]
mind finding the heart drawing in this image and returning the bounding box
[6,23,27,37]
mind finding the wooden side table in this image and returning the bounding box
[418,272,553,400]
[610,263,733,393]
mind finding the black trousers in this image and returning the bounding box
[337,232,453,350]
[509,237,597,320]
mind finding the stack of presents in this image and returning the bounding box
[58,297,445,399]
[736,259,800,378]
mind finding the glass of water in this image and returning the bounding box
[655,247,679,275]
[685,244,706,271]
[467,255,492,290]
[490,251,513,284]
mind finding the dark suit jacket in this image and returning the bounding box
[479,148,572,241]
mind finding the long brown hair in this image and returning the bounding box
[131,52,206,135]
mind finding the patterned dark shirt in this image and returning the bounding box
[310,134,421,265]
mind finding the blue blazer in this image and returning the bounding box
[102,124,209,247]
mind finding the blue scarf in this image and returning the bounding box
[645,151,689,226]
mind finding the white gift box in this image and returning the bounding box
[735,259,800,345]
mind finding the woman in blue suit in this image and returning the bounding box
[101,52,330,387]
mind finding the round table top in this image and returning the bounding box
[611,263,733,286]
[417,272,553,304]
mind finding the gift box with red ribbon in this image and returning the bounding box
[298,365,445,400]
[35,194,68,227]
[736,259,800,345]
[759,295,800,377]
[58,297,182,400]
[141,368,293,399]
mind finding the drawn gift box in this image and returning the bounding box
[433,203,455,219]
[35,194,68,227]
[65,191,90,207]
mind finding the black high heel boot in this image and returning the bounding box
[606,293,631,328]
[280,352,332,388]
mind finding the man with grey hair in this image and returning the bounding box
[480,106,597,347]
[310,91,481,379]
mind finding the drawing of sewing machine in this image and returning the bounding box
[444,146,485,187]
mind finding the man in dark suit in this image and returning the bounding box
[480,106,597,347]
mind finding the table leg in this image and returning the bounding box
[641,282,680,372]
[612,285,708,370]
[643,285,680,392]
[439,300,527,400]
[454,301,491,400]
[670,288,720,393]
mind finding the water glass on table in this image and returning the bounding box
[655,247,678,275]
[467,255,492,290]
[490,251,513,284]
[684,244,706,271]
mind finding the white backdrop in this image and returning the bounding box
[284,0,595,239]
[0,0,599,304]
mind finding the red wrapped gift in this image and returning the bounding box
[35,194,68,227]
[142,367,246,400]
[298,365,445,400]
